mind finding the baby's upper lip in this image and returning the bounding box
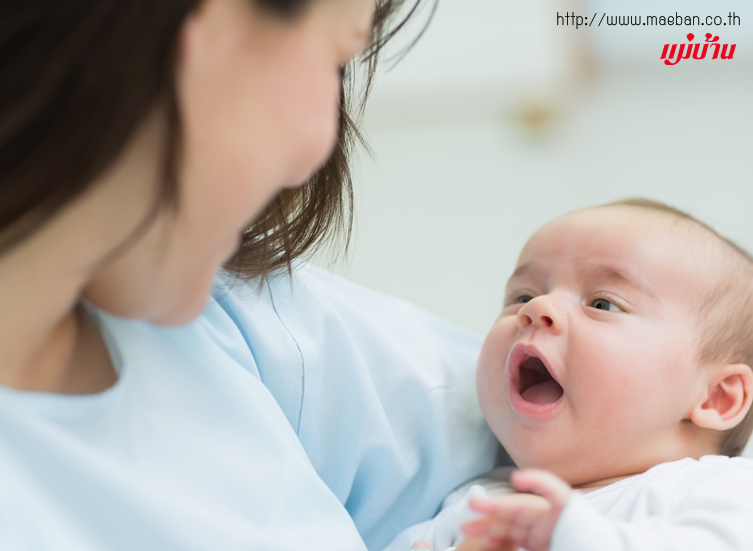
[507,343,560,391]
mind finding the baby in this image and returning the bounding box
[385,198,753,551]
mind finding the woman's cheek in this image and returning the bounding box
[295,75,341,183]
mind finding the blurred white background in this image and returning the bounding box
[313,0,753,346]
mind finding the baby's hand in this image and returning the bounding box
[461,469,571,551]
[455,536,519,551]
[412,536,517,551]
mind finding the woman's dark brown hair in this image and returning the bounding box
[0,0,427,277]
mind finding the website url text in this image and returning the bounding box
[556,12,741,30]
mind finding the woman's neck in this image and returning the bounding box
[0,259,117,395]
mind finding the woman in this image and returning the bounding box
[0,1,498,549]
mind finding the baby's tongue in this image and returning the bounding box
[521,379,564,405]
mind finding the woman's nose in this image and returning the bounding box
[517,296,564,334]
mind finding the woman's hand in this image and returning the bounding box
[460,469,572,551]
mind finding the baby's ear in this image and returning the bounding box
[690,364,753,431]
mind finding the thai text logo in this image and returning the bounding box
[662,33,736,65]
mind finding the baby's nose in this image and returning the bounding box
[519,312,553,328]
[517,296,563,334]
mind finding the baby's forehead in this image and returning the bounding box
[515,207,726,291]
[530,206,714,251]
[525,207,683,254]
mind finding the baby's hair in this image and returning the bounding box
[600,198,753,457]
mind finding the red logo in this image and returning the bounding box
[662,33,736,65]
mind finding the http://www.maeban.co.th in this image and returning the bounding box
[556,11,741,30]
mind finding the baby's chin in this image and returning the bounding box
[508,445,643,489]
[500,436,586,483]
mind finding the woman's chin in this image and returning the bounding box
[154,281,216,327]
[132,276,216,327]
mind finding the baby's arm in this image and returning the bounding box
[461,470,570,551]
[461,466,753,551]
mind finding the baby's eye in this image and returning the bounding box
[591,298,621,312]
[516,295,534,304]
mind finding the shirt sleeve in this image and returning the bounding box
[552,479,753,551]
[213,264,499,551]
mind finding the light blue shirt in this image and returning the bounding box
[0,264,498,550]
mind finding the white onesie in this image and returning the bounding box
[382,456,753,551]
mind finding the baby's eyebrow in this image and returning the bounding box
[591,264,659,302]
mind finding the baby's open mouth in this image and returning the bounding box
[518,356,564,405]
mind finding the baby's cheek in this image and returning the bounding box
[477,325,513,382]
[578,375,646,435]
[476,376,513,451]
[477,328,516,427]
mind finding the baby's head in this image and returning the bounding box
[477,198,753,487]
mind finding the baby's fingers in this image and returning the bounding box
[462,517,514,540]
[466,495,552,541]
[464,472,572,551]
[462,517,494,538]
[462,517,527,545]
[455,535,518,551]
[469,493,551,519]
[510,469,571,509]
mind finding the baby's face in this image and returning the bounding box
[477,207,714,486]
